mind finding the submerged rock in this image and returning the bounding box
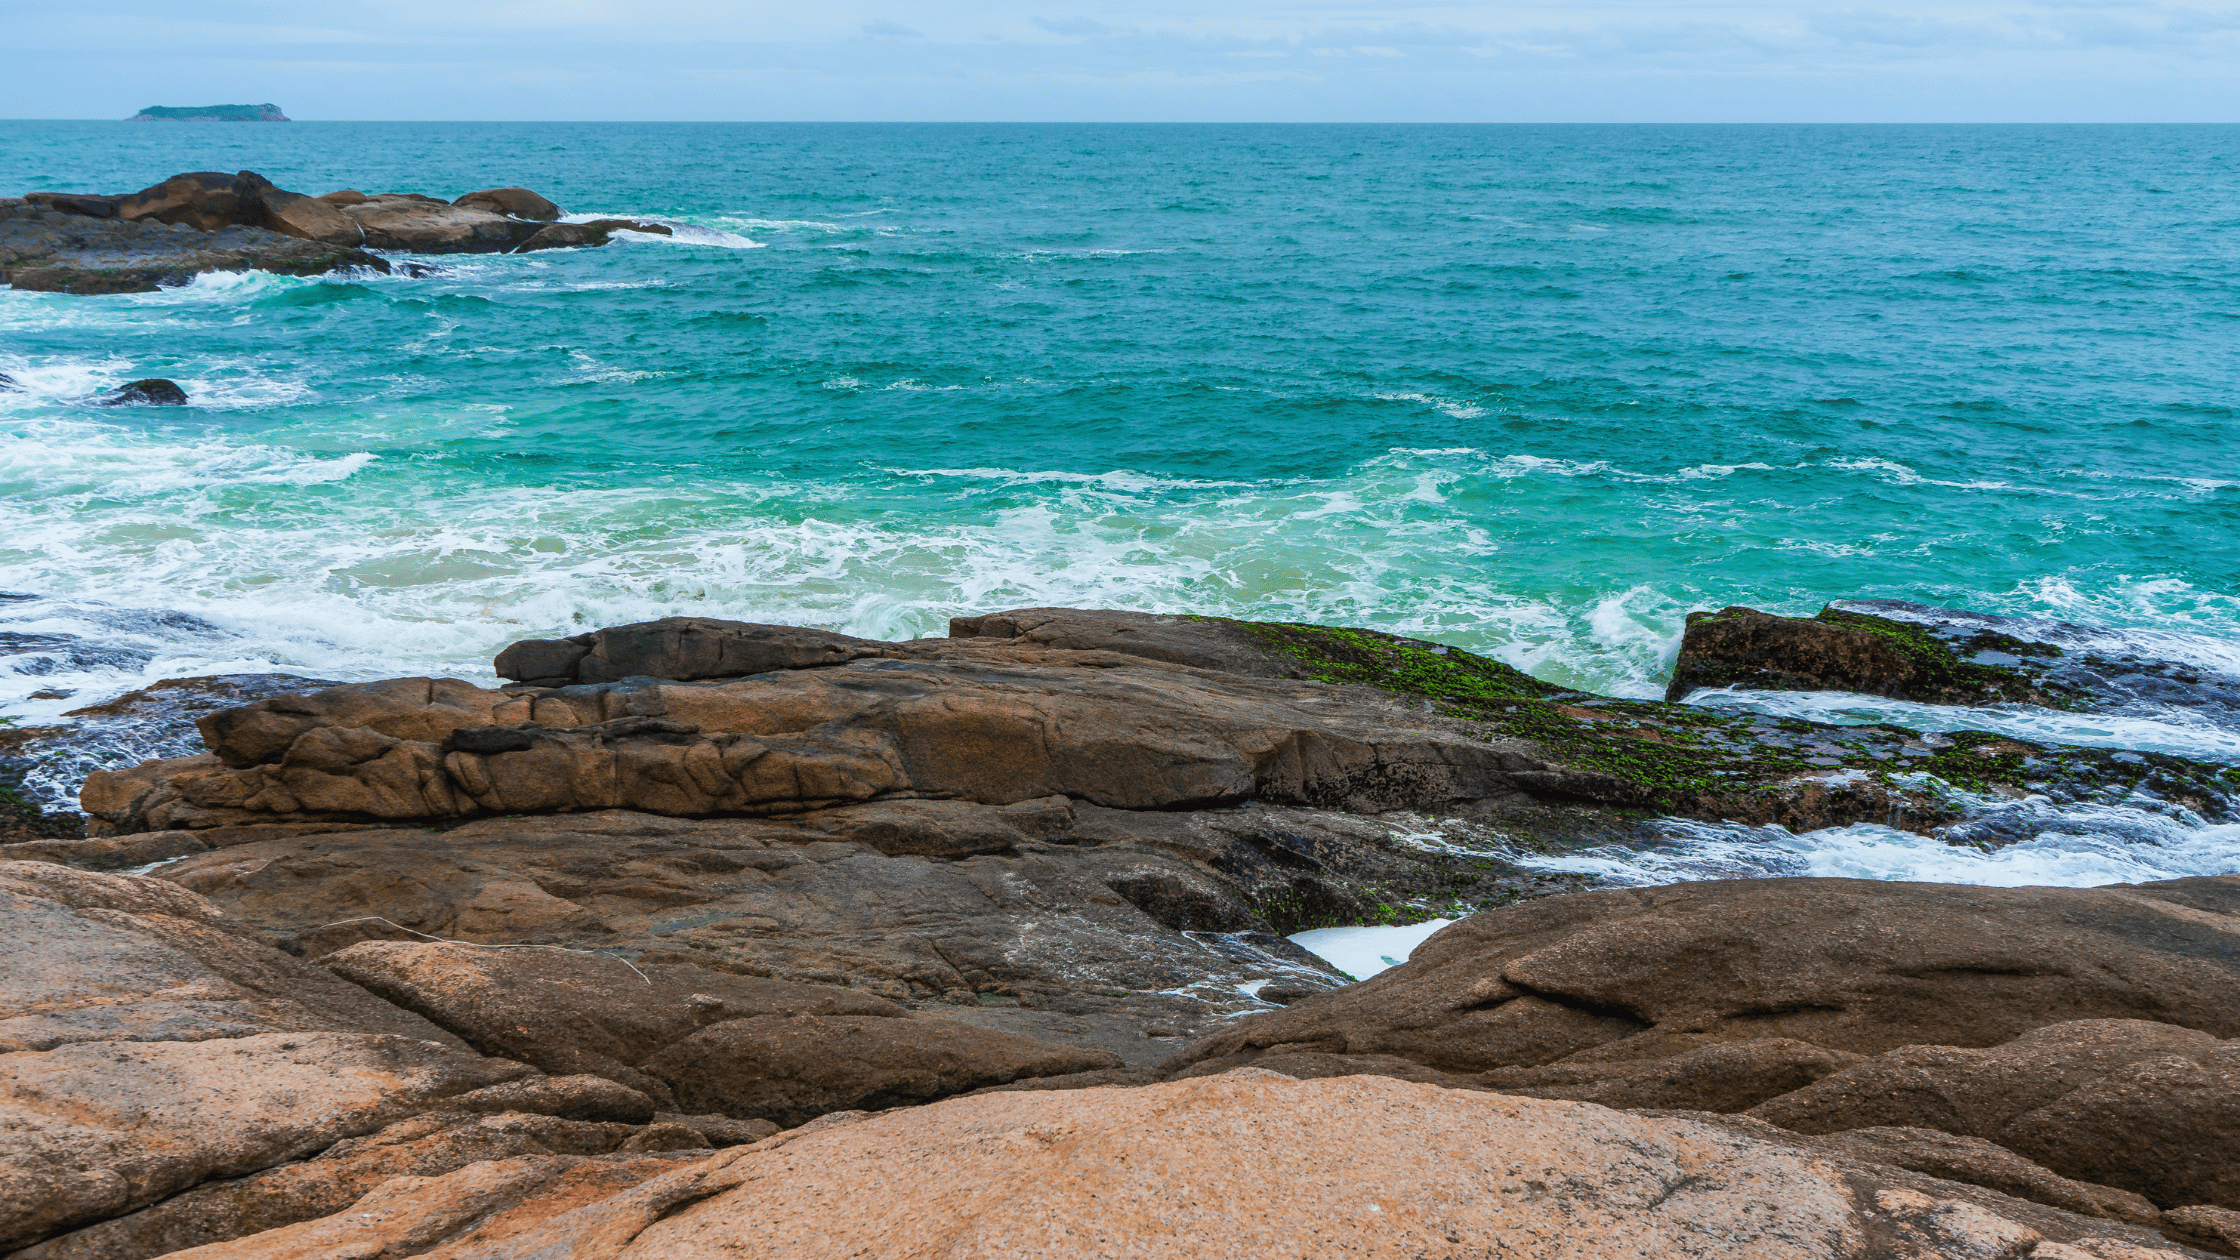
[90,379,184,407]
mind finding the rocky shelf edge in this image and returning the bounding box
[2,172,673,293]
[5,602,2239,1257]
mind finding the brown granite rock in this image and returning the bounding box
[86,650,1555,831]
[492,617,895,685]
[0,861,464,1052]
[1803,1126,2164,1227]
[396,1072,2207,1260]
[154,1152,698,1260]
[112,173,263,231]
[452,187,562,221]
[335,197,544,253]
[320,941,900,1104]
[1751,1019,2240,1212]
[0,1032,533,1249]
[9,1112,661,1260]
[638,1014,1123,1126]
[1478,1037,1866,1113]
[1172,877,2240,1081]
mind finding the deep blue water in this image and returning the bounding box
[3,123,2237,720]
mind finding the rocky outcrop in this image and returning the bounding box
[491,617,897,686]
[1172,877,2240,1078]
[453,188,561,221]
[1667,601,2240,736]
[0,198,388,294]
[334,196,545,254]
[5,171,634,291]
[170,1072,2222,1260]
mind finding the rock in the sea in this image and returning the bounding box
[453,187,562,221]
[237,173,363,247]
[91,379,186,407]
[1753,1017,2240,1211]
[1,196,388,293]
[22,194,122,219]
[333,195,546,253]
[251,1072,2209,1259]
[1666,600,2240,736]
[112,172,266,232]
[1172,876,2240,1079]
[513,220,673,252]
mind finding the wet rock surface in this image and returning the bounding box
[0,198,386,294]
[1671,600,2240,737]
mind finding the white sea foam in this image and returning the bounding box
[1290,919,1456,981]
[1512,811,2240,890]
[1683,689,2240,762]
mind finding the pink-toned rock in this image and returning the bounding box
[0,1032,532,1249]
[367,1073,2203,1259]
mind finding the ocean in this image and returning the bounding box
[4,122,2237,888]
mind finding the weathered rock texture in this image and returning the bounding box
[1752,1018,2240,1211]
[1174,876,2240,1077]
[0,860,464,1052]
[198,1072,2217,1260]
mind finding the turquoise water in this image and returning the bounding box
[3,123,2238,727]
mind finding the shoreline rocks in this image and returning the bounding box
[8,600,2240,1258]
[5,173,663,293]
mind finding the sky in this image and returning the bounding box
[6,0,2238,122]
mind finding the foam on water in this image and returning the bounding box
[1290,919,1458,982]
[1513,811,2240,890]
[1684,688,2240,762]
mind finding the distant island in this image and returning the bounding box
[128,104,290,122]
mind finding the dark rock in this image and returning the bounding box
[455,187,564,221]
[316,190,368,206]
[514,222,611,252]
[1665,604,2069,705]
[0,371,20,390]
[638,1013,1123,1126]
[23,194,121,219]
[1,204,390,293]
[92,379,186,407]
[113,172,266,231]
[494,617,897,685]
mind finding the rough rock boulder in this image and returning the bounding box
[1172,876,2240,1080]
[1752,1018,2240,1211]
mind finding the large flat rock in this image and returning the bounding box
[273,1072,2215,1259]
